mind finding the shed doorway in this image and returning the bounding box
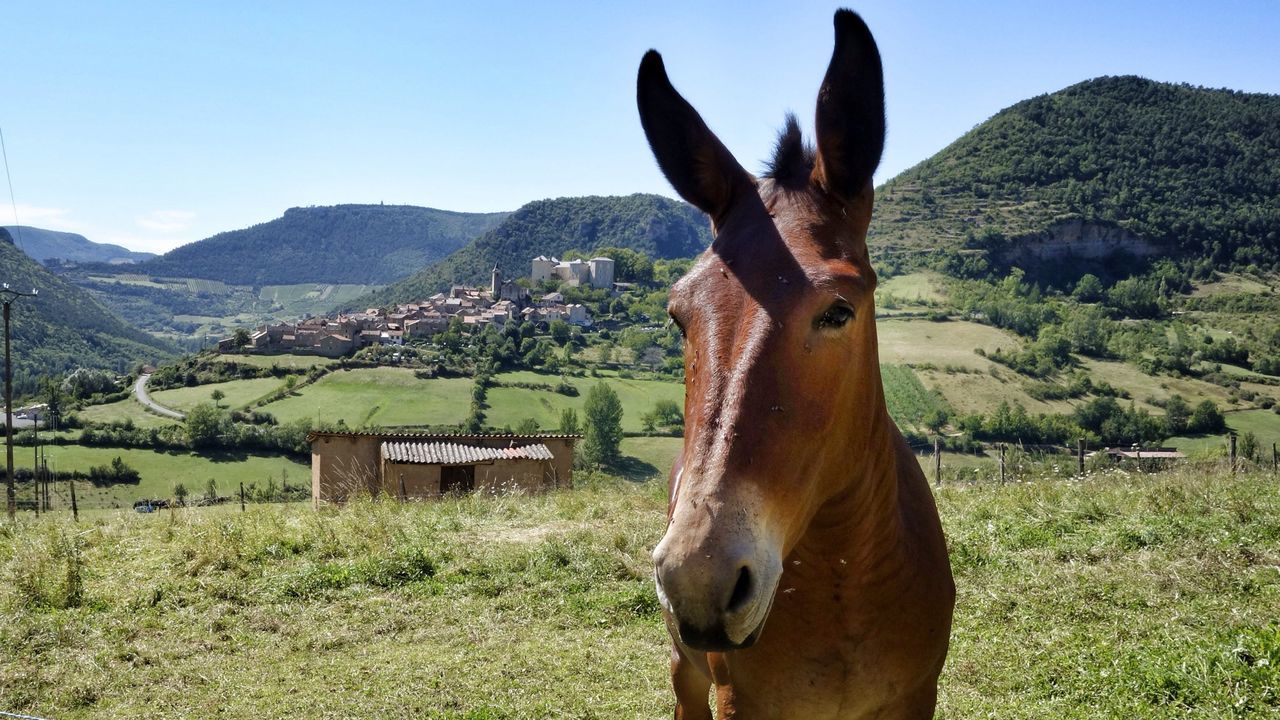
[441,465,476,495]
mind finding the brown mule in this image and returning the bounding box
[638,9,954,719]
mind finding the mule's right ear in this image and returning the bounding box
[637,50,753,223]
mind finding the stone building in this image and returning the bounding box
[530,255,615,289]
[308,431,579,505]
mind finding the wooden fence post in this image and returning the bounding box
[1077,438,1085,475]
[1229,433,1237,474]
[933,438,942,487]
[999,444,1006,485]
[1272,442,1277,475]
[239,482,246,512]
[398,473,407,501]
[69,479,78,522]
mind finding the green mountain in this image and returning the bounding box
[0,228,177,395]
[869,76,1280,273]
[112,204,510,286]
[356,194,710,307]
[3,226,156,265]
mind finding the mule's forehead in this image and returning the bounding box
[670,186,872,314]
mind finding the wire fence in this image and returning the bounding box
[906,434,1280,486]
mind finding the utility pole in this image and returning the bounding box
[3,283,38,521]
[32,409,38,516]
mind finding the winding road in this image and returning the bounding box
[134,373,185,420]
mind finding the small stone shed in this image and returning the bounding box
[308,431,579,505]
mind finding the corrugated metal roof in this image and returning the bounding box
[308,431,581,441]
[382,441,555,465]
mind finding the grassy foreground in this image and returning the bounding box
[2,467,1279,719]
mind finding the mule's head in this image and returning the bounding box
[640,10,888,652]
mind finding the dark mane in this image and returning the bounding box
[762,114,815,189]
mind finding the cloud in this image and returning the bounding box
[3,204,90,233]
[135,209,196,233]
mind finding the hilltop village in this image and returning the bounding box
[217,256,616,357]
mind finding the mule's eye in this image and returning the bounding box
[815,302,855,330]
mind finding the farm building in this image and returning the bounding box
[307,431,579,505]
[1088,447,1186,466]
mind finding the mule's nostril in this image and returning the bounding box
[726,566,754,614]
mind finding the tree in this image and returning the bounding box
[1239,431,1260,463]
[40,376,66,425]
[185,403,228,449]
[1163,394,1191,435]
[582,383,624,466]
[549,320,572,345]
[232,328,251,350]
[1072,274,1104,302]
[62,367,119,399]
[559,407,580,435]
[173,482,189,506]
[516,417,540,434]
[205,478,219,502]
[210,388,226,408]
[641,399,683,433]
[1188,400,1226,434]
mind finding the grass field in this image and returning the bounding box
[258,283,384,315]
[250,368,685,433]
[216,353,340,370]
[74,398,177,429]
[11,445,309,509]
[881,363,951,432]
[1190,272,1276,297]
[877,318,1020,370]
[488,371,684,433]
[2,466,1277,718]
[1077,358,1243,412]
[878,270,947,304]
[259,368,474,427]
[1168,409,1280,456]
[148,377,287,413]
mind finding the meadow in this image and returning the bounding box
[148,377,289,413]
[12,445,310,509]
[1,464,1277,718]
[250,368,684,433]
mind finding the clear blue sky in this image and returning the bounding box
[3,0,1277,254]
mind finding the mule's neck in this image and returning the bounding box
[798,397,908,584]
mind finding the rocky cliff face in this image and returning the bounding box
[999,220,1162,265]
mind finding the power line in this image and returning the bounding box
[0,124,25,252]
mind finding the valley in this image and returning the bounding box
[3,74,1279,514]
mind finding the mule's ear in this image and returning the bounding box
[637,50,753,222]
[811,10,885,202]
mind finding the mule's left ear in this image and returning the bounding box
[637,50,754,223]
[811,9,885,202]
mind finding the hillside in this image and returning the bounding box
[870,76,1280,272]
[0,229,176,394]
[112,205,510,286]
[356,194,710,307]
[3,225,155,264]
